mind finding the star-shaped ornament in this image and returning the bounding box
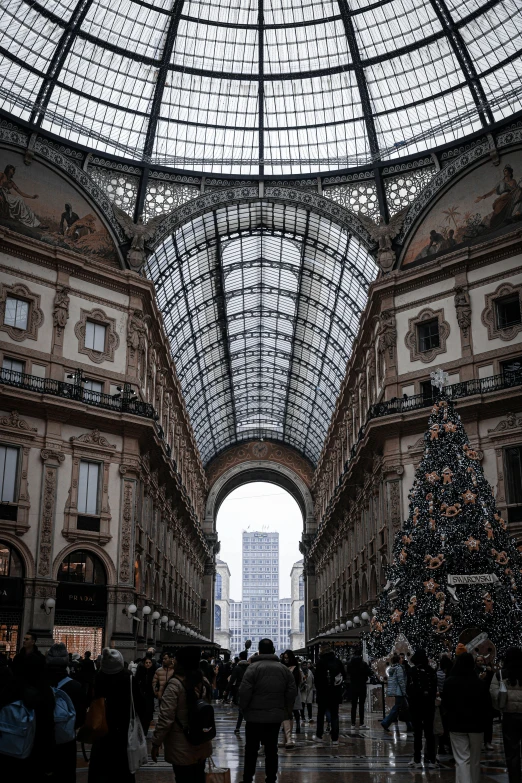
[443,422,457,433]
[424,578,440,594]
[464,536,480,552]
[425,471,440,484]
[390,609,403,623]
[462,489,477,504]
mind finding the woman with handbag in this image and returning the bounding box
[490,646,522,782]
[87,648,144,783]
[151,645,213,783]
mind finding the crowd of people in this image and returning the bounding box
[2,632,522,783]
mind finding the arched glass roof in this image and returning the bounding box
[146,201,377,465]
[0,0,520,175]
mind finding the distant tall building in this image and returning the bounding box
[214,559,231,651]
[230,599,243,655]
[242,531,279,650]
[278,598,291,653]
[290,559,305,650]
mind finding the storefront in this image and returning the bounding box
[53,549,107,657]
[0,541,24,658]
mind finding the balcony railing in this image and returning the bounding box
[0,367,157,420]
[367,370,522,422]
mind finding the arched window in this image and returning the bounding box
[298,574,304,600]
[215,604,221,630]
[215,572,222,601]
[0,541,23,577]
[299,604,305,634]
[58,550,106,584]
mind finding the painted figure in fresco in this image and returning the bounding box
[475,165,522,229]
[0,165,42,228]
[60,203,80,234]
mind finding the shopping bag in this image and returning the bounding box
[206,756,231,783]
[433,706,444,737]
[498,671,508,710]
[77,697,108,744]
[127,678,148,774]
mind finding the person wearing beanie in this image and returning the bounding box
[88,647,144,783]
[151,645,213,782]
[46,643,87,783]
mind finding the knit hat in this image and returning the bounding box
[46,642,69,669]
[175,646,201,671]
[71,652,81,662]
[455,643,467,656]
[100,647,124,674]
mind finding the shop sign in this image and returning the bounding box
[0,577,23,608]
[57,583,107,613]
[447,574,498,585]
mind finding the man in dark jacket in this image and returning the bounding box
[226,650,249,733]
[346,653,372,728]
[11,631,45,679]
[238,638,296,783]
[406,649,438,768]
[312,644,346,746]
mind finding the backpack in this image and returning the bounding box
[409,665,435,699]
[0,700,35,758]
[174,676,216,745]
[325,658,344,688]
[53,678,77,744]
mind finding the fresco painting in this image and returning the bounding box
[402,151,522,266]
[0,150,119,265]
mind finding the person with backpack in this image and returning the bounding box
[88,647,144,783]
[225,649,249,734]
[490,646,522,782]
[238,638,296,783]
[151,645,214,783]
[406,649,438,769]
[311,643,346,747]
[346,652,372,729]
[46,642,86,783]
[442,651,491,783]
[381,654,413,732]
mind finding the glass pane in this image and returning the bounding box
[2,357,24,374]
[86,463,99,515]
[78,461,89,514]
[84,321,95,350]
[14,299,28,329]
[4,297,18,327]
[93,323,106,352]
[0,446,17,502]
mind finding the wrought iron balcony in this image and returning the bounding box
[0,367,157,420]
[367,370,522,422]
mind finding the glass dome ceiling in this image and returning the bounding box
[0,0,520,175]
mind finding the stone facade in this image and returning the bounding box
[214,559,231,651]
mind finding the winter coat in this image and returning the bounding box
[238,653,297,723]
[441,672,491,733]
[300,669,314,704]
[406,663,438,707]
[314,651,346,705]
[346,656,372,694]
[48,670,87,783]
[152,675,212,766]
[490,670,522,713]
[88,670,144,783]
[288,665,303,710]
[226,659,248,704]
[135,663,156,727]
[386,664,407,698]
[153,664,175,700]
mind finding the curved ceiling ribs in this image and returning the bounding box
[146,200,377,466]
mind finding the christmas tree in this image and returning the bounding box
[369,370,522,659]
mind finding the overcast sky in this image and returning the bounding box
[216,482,303,601]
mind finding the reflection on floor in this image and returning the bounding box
[78,702,509,782]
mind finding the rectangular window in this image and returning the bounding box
[4,297,29,330]
[2,357,25,375]
[420,379,436,405]
[84,379,104,394]
[505,446,522,506]
[78,461,100,515]
[417,319,440,352]
[0,446,18,502]
[496,295,522,330]
[501,357,522,379]
[85,321,107,352]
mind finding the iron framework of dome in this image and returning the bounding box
[0,0,521,467]
[0,0,520,175]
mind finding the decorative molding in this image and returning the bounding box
[488,413,522,435]
[0,410,37,433]
[404,307,450,364]
[70,429,116,450]
[74,307,120,364]
[119,479,134,584]
[206,440,314,489]
[481,282,522,342]
[0,282,44,342]
[454,285,472,338]
[37,451,63,578]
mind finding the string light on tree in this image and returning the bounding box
[369,368,522,658]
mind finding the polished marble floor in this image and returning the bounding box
[78,702,509,783]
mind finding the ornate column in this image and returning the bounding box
[37,449,65,579]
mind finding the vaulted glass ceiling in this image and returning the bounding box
[146,202,377,465]
[0,0,520,174]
